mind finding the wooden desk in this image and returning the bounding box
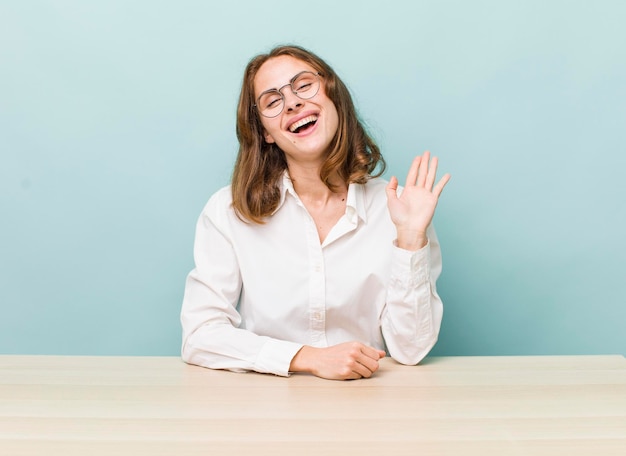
[1,355,625,455]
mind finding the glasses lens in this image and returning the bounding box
[258,91,284,118]
[291,72,320,100]
[256,72,321,118]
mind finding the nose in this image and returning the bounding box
[283,90,303,112]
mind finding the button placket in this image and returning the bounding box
[295,202,327,347]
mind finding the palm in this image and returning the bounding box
[388,185,440,231]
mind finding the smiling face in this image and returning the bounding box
[254,55,339,168]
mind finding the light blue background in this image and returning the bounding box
[1,0,624,357]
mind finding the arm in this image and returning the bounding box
[381,226,444,364]
[180,192,302,377]
[383,151,450,364]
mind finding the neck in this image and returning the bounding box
[287,164,346,204]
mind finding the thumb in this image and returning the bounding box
[386,176,398,200]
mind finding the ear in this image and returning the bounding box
[264,131,275,144]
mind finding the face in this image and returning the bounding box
[253,55,339,167]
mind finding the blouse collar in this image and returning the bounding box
[274,171,367,223]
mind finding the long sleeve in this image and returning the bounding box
[180,190,303,377]
[380,224,444,365]
[181,178,445,376]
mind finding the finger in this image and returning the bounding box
[425,155,438,190]
[355,348,382,376]
[385,176,398,199]
[432,173,451,198]
[416,151,430,187]
[360,345,385,361]
[352,357,377,378]
[405,156,421,187]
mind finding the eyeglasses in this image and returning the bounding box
[254,71,321,118]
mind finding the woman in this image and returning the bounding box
[181,45,450,380]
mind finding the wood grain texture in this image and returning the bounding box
[1,355,625,455]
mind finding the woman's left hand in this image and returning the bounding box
[385,151,451,251]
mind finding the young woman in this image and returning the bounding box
[181,45,450,380]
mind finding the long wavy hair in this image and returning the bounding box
[232,45,385,223]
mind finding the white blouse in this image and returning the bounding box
[181,173,444,377]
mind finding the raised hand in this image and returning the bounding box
[289,342,386,380]
[385,151,450,251]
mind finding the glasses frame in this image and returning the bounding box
[254,71,322,118]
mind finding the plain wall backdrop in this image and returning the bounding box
[1,0,625,357]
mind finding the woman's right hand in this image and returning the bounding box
[289,342,386,380]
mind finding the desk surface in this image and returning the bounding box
[1,355,625,455]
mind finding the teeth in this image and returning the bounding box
[289,115,318,133]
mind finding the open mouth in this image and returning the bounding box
[288,115,318,134]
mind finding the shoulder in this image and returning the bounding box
[200,185,235,224]
[361,177,390,206]
[348,177,391,223]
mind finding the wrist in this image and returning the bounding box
[289,345,315,373]
[396,230,427,251]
